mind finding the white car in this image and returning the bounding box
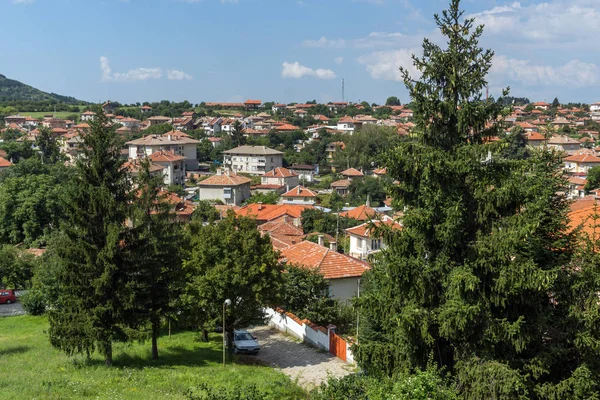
[233,330,261,354]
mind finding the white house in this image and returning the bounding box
[223,145,283,175]
[591,102,600,121]
[203,117,223,135]
[289,164,316,183]
[126,132,200,170]
[548,135,581,155]
[346,216,402,261]
[81,111,96,122]
[149,150,186,186]
[337,116,355,133]
[281,185,318,205]
[563,152,600,174]
[280,240,369,302]
[198,169,252,205]
[261,167,300,188]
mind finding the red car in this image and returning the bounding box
[0,290,17,304]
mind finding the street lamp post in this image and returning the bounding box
[223,299,231,367]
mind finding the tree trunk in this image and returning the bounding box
[226,326,235,357]
[202,328,209,343]
[103,342,113,367]
[151,315,159,360]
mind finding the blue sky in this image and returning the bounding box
[2,0,599,104]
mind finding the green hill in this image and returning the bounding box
[0,74,86,104]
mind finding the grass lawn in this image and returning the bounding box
[19,111,76,119]
[0,315,306,399]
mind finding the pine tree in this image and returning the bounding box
[231,120,246,147]
[35,126,61,164]
[354,1,595,397]
[552,97,560,109]
[48,109,131,366]
[127,160,184,360]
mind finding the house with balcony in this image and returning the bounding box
[149,150,186,186]
[126,132,200,170]
[591,102,600,121]
[198,169,252,205]
[336,116,355,133]
[563,152,600,174]
[222,145,283,175]
[81,111,96,121]
[346,216,402,261]
[261,167,299,188]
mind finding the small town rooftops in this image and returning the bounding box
[340,168,364,177]
[263,167,297,178]
[282,185,318,198]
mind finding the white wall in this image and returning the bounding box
[330,277,361,303]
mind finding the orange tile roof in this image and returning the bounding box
[0,156,13,167]
[345,216,402,238]
[263,167,297,178]
[339,205,379,221]
[282,185,317,198]
[338,116,354,123]
[199,171,252,186]
[149,150,186,163]
[373,167,387,175]
[564,153,600,163]
[526,131,546,141]
[245,99,262,105]
[163,130,190,138]
[569,198,600,242]
[235,203,312,221]
[275,123,300,131]
[280,241,369,279]
[259,217,305,237]
[331,179,351,188]
[340,168,364,177]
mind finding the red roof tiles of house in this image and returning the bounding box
[564,153,600,163]
[264,167,298,178]
[340,167,364,177]
[373,167,387,175]
[81,111,96,115]
[526,131,546,141]
[338,116,354,123]
[235,203,313,222]
[141,105,153,110]
[549,135,580,145]
[149,150,186,163]
[163,130,190,138]
[0,156,13,168]
[244,99,262,105]
[199,171,252,186]
[331,179,351,188]
[569,197,600,242]
[345,216,402,238]
[280,241,369,279]
[276,123,300,131]
[339,205,379,221]
[282,185,318,198]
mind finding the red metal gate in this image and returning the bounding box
[329,332,347,362]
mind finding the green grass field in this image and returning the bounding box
[0,315,306,399]
[19,111,77,119]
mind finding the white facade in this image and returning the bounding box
[591,103,600,121]
[127,135,199,170]
[198,183,251,205]
[348,235,384,261]
[223,146,283,175]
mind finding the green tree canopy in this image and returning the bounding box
[385,96,401,106]
[584,166,600,192]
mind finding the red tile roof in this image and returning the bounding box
[244,99,262,105]
[235,203,312,222]
[338,116,354,123]
[280,241,369,279]
[339,205,379,221]
[526,131,546,141]
[0,156,13,168]
[569,197,600,242]
[373,167,387,175]
[199,171,252,186]
[149,150,186,163]
[331,179,351,188]
[282,185,318,198]
[564,153,600,163]
[275,123,300,131]
[340,168,364,177]
[345,216,402,238]
[263,167,297,178]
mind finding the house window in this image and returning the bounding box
[223,188,232,199]
[371,239,380,250]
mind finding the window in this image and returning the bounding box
[371,239,381,250]
[223,188,232,199]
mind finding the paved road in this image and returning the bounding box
[248,326,353,391]
[0,302,25,317]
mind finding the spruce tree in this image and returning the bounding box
[48,110,131,366]
[127,160,183,360]
[354,1,596,397]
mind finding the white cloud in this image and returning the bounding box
[167,69,193,80]
[302,37,346,49]
[468,0,600,47]
[357,49,420,81]
[490,55,599,87]
[99,56,164,82]
[334,56,344,65]
[220,0,238,3]
[281,62,336,79]
[13,0,34,4]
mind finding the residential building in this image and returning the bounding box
[591,102,600,121]
[281,185,318,205]
[331,179,351,196]
[141,105,153,113]
[126,133,200,170]
[149,150,186,186]
[259,216,306,250]
[280,240,369,302]
[4,115,26,126]
[272,103,286,113]
[290,164,316,183]
[548,135,581,155]
[526,131,547,148]
[244,99,262,110]
[340,167,364,180]
[326,141,345,160]
[346,216,402,261]
[235,203,312,226]
[81,111,96,121]
[337,116,355,133]
[261,167,300,189]
[563,152,600,174]
[198,169,251,205]
[532,101,550,111]
[223,145,283,175]
[339,205,379,221]
[146,116,172,126]
[123,159,166,185]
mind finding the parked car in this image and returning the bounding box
[232,330,261,354]
[0,290,17,304]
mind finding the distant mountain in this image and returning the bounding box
[0,74,86,104]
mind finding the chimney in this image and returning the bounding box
[318,234,324,247]
[258,202,263,211]
[216,168,222,176]
[366,194,370,208]
[329,241,338,252]
[168,134,172,141]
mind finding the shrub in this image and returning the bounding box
[20,290,46,315]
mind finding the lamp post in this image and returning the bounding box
[223,298,231,367]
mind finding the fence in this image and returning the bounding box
[264,307,354,364]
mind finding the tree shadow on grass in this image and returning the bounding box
[113,344,221,369]
[0,345,30,357]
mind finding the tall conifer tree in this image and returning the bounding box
[354,1,597,397]
[48,110,131,366]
